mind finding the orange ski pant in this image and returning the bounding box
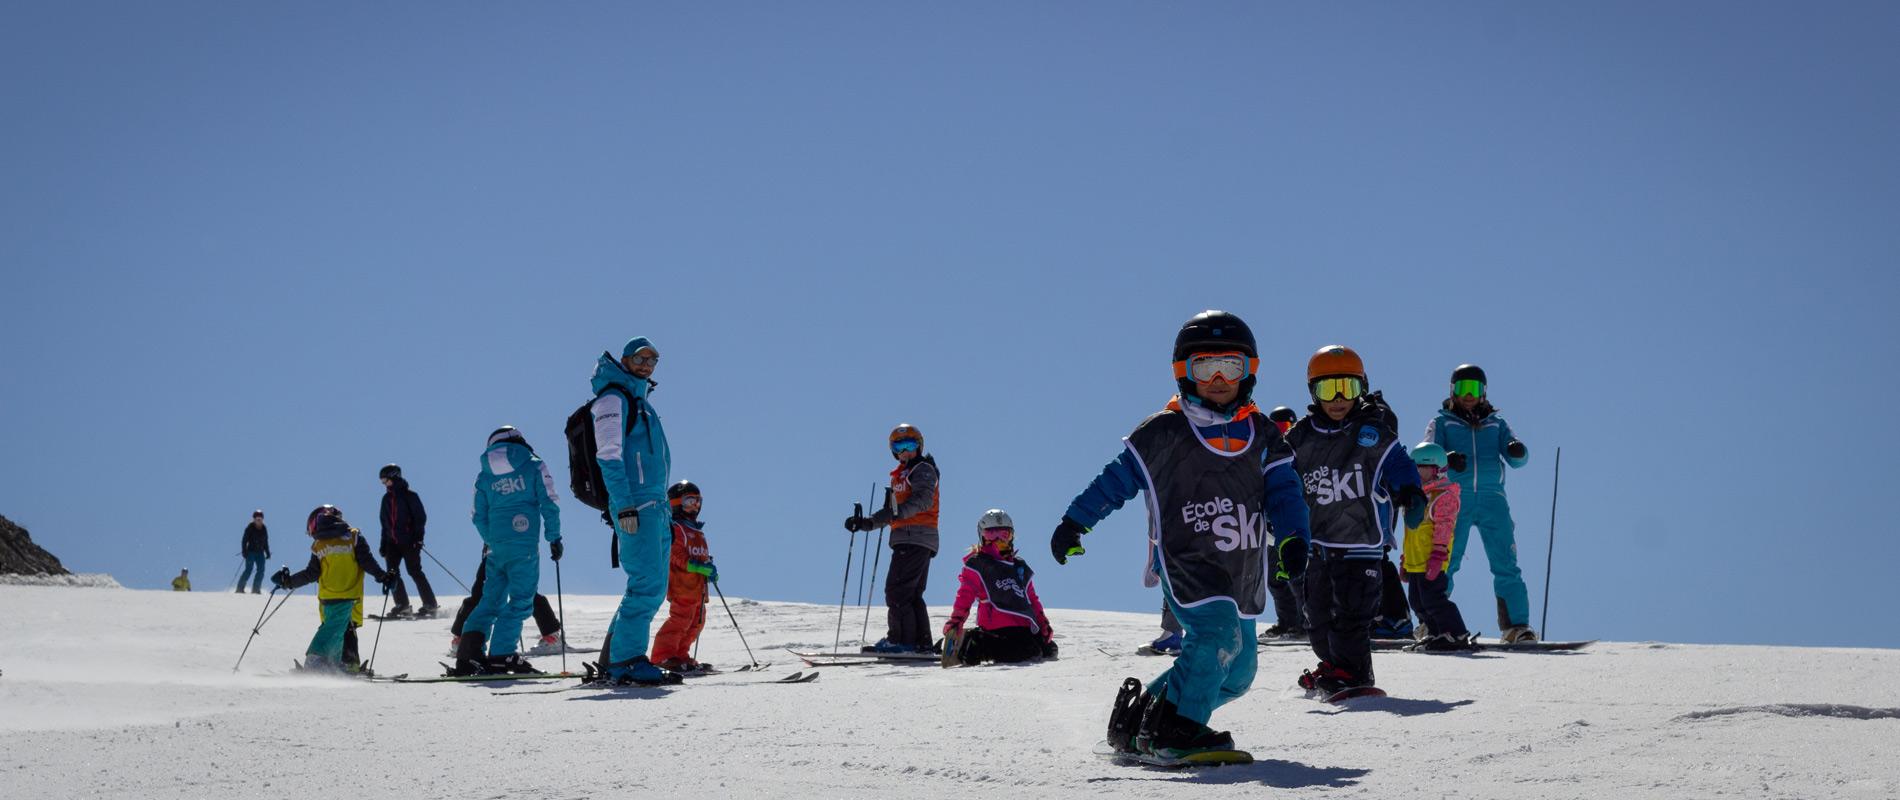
[650,592,707,663]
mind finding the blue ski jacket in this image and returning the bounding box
[472,441,562,551]
[1424,404,1529,494]
[589,339,671,514]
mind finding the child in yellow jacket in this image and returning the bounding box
[1401,444,1473,651]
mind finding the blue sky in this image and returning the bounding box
[3,3,1895,648]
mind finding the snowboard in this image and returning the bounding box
[1092,740,1254,768]
[1322,685,1388,703]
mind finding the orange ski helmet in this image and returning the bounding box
[1306,345,1366,382]
[889,423,924,454]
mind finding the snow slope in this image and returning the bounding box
[2,585,1896,799]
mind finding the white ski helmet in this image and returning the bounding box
[977,509,1014,534]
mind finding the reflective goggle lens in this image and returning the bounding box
[1452,379,1485,398]
[628,353,659,367]
[891,439,920,454]
[1188,352,1249,384]
[981,527,1013,540]
[1312,376,1365,402]
[679,496,701,507]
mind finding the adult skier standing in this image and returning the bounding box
[1424,364,1536,642]
[450,426,562,676]
[1050,311,1311,761]
[238,511,270,594]
[590,336,681,685]
[378,464,437,618]
[843,423,941,654]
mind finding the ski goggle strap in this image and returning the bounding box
[1311,376,1365,402]
[1173,351,1258,384]
[891,439,921,454]
[1452,378,1485,398]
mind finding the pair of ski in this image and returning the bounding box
[493,667,819,695]
[786,648,938,668]
[1256,637,1595,653]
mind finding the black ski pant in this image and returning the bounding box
[342,625,359,668]
[451,555,559,638]
[1305,548,1382,684]
[1267,543,1307,631]
[1405,572,1469,638]
[884,544,934,649]
[1377,555,1411,627]
[959,627,1045,665]
[383,543,437,609]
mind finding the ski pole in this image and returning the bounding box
[420,545,470,593]
[554,556,567,674]
[859,486,892,645]
[232,585,296,673]
[833,504,860,654]
[365,579,392,676]
[227,561,244,592]
[1541,447,1562,637]
[712,582,758,669]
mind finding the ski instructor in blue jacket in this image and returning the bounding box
[450,426,562,677]
[1424,364,1535,643]
[590,336,682,685]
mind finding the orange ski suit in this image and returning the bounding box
[650,517,711,664]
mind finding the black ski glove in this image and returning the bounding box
[1274,537,1309,581]
[1506,440,1527,460]
[271,567,291,589]
[1447,452,1469,473]
[844,515,870,533]
[549,539,564,561]
[1050,517,1088,565]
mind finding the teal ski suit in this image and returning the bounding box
[466,440,562,657]
[590,338,673,668]
[1424,403,1532,628]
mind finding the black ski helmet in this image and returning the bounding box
[306,504,343,535]
[1267,406,1297,426]
[1451,364,1487,385]
[379,463,402,481]
[486,425,530,450]
[1172,310,1257,406]
[667,480,701,501]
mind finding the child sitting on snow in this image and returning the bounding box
[1401,443,1472,651]
[942,509,1056,666]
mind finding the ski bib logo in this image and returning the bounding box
[1357,425,1380,447]
[1304,464,1367,506]
[512,514,531,533]
[992,577,1027,599]
[491,475,528,496]
[1178,495,1266,552]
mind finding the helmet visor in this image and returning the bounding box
[890,439,920,455]
[1187,352,1250,384]
[1312,376,1365,402]
[1452,379,1485,399]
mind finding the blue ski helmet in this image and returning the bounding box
[1410,442,1449,469]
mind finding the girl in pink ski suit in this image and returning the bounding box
[943,510,1056,665]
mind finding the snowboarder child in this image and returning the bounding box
[1284,345,1424,698]
[451,426,563,677]
[1051,310,1311,760]
[1424,364,1537,642]
[942,509,1056,666]
[650,480,717,673]
[1399,442,1472,650]
[273,505,392,673]
[843,423,941,654]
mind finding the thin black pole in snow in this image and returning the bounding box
[860,526,884,647]
[233,585,296,673]
[365,579,392,675]
[420,545,470,593]
[1541,447,1562,637]
[833,507,860,655]
[712,582,758,669]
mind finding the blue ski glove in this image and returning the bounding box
[1051,517,1088,565]
[549,539,564,561]
[1274,537,1308,581]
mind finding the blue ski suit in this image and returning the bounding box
[1065,397,1311,725]
[590,338,673,667]
[1424,403,1532,627]
[466,440,562,657]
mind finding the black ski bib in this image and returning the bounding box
[963,553,1040,633]
[1286,417,1400,549]
[1124,411,1290,618]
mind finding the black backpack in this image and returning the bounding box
[563,385,640,513]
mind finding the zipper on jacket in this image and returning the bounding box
[636,452,644,484]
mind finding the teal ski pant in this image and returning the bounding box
[464,546,539,657]
[307,599,355,665]
[1447,490,1531,628]
[1148,564,1258,725]
[607,504,673,665]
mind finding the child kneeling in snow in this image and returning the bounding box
[942,509,1057,666]
[1400,443,1472,651]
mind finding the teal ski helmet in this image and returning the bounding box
[1410,442,1449,469]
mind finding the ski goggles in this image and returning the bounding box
[980,526,1014,541]
[1452,378,1485,399]
[890,439,921,454]
[1175,351,1256,384]
[625,352,659,367]
[1311,376,1365,402]
[672,495,701,509]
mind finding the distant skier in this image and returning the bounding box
[843,423,941,654]
[651,480,717,673]
[1285,345,1424,698]
[450,547,566,656]
[590,336,681,685]
[378,463,437,618]
[942,510,1056,667]
[272,505,392,673]
[238,510,270,594]
[450,426,562,677]
[1050,311,1311,760]
[1399,442,1473,650]
[1424,364,1536,643]
[171,569,191,591]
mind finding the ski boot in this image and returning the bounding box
[862,638,919,654]
[1143,631,1182,655]
[1418,632,1480,652]
[1105,677,1149,754]
[1370,616,1414,640]
[1136,690,1234,758]
[446,632,489,677]
[414,605,440,620]
[1501,625,1538,644]
[1261,623,1304,640]
[386,604,415,619]
[485,653,540,675]
[602,656,684,686]
[527,631,564,656]
[1298,661,1351,693]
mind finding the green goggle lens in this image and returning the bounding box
[1453,379,1485,398]
[1312,376,1365,402]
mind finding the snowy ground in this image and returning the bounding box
[2,585,1897,799]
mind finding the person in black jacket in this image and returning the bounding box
[378,463,437,617]
[237,510,271,594]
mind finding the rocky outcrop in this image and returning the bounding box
[0,514,69,575]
